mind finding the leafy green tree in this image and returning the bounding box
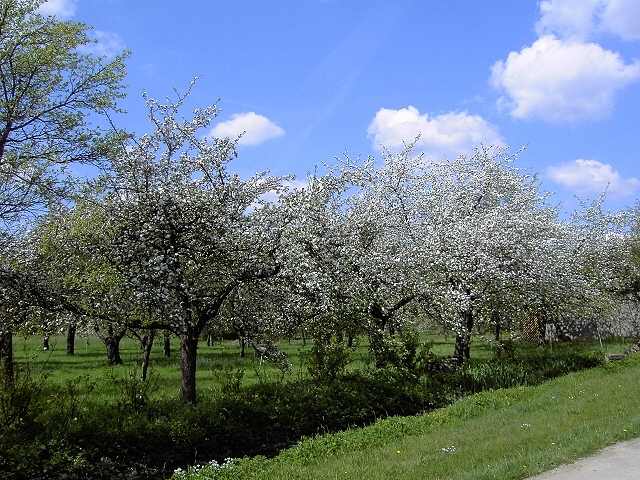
[0,0,127,385]
[33,202,140,365]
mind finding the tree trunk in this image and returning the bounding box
[370,334,386,368]
[66,323,76,355]
[0,330,13,388]
[301,329,306,346]
[141,330,155,381]
[163,332,171,358]
[180,335,198,404]
[42,335,50,351]
[454,309,474,364]
[494,320,501,342]
[105,336,123,365]
[347,334,354,348]
[538,318,548,344]
[240,337,245,358]
[206,333,212,347]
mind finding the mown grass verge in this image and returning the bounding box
[176,354,640,480]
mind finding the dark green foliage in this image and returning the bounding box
[0,367,44,443]
[494,338,517,360]
[458,350,603,392]
[0,347,604,480]
[110,367,160,413]
[210,366,245,395]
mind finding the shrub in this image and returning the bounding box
[368,329,433,374]
[210,366,245,396]
[0,367,43,442]
[109,367,159,412]
[459,350,604,393]
[307,339,351,381]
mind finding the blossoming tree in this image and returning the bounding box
[86,85,290,403]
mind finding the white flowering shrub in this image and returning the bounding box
[172,458,236,480]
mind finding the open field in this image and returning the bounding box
[12,333,629,402]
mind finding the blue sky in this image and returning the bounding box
[41,0,640,210]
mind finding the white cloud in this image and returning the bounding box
[79,31,125,58]
[536,0,640,41]
[601,0,640,41]
[536,0,602,40]
[490,35,640,122]
[38,0,77,19]
[367,106,503,158]
[209,112,285,147]
[548,159,640,195]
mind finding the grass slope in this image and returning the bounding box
[182,355,640,480]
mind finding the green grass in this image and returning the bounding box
[12,333,629,404]
[10,333,465,402]
[178,354,640,480]
[13,334,371,401]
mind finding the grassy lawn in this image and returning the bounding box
[13,333,628,403]
[12,332,629,403]
[181,354,640,480]
[12,332,469,401]
[13,334,372,401]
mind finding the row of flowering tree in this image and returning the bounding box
[1,1,635,405]
[274,135,627,391]
[9,86,634,403]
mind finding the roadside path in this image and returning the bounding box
[529,438,640,479]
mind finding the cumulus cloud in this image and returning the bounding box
[490,35,640,122]
[79,31,126,58]
[536,0,640,41]
[601,0,640,41]
[536,0,601,40]
[209,112,285,147]
[38,0,77,19]
[367,106,503,158]
[548,158,640,195]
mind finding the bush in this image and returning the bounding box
[458,350,604,393]
[210,366,245,396]
[0,367,43,442]
[109,367,159,412]
[307,339,351,381]
[368,329,433,374]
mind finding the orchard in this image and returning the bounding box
[2,2,640,480]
